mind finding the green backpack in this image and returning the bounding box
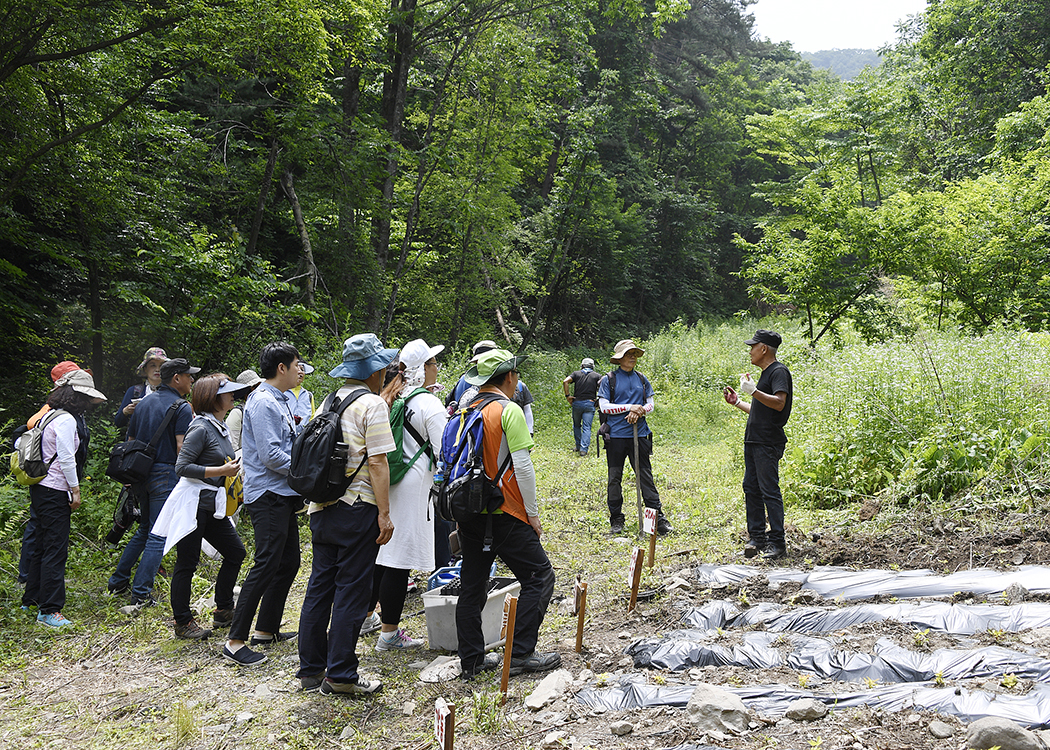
[388,388,435,485]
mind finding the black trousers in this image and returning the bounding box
[229,491,301,641]
[743,443,786,548]
[171,510,246,626]
[456,512,555,673]
[605,435,662,522]
[22,485,72,614]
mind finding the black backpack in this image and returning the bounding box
[287,388,370,505]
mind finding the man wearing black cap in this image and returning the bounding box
[109,357,198,607]
[723,330,793,560]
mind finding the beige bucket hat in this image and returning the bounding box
[610,339,644,363]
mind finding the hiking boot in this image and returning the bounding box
[460,653,501,681]
[300,674,325,692]
[760,544,786,561]
[222,644,267,666]
[609,518,625,535]
[508,652,561,676]
[37,612,73,628]
[120,596,157,616]
[375,629,424,652]
[656,517,673,536]
[359,612,381,635]
[212,608,234,629]
[320,676,382,697]
[250,631,297,647]
[174,619,213,640]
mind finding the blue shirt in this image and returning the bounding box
[242,382,299,503]
[597,368,654,439]
[285,386,315,430]
[127,383,193,465]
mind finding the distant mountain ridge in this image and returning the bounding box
[802,48,882,80]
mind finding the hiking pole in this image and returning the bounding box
[633,422,643,539]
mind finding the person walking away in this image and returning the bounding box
[19,361,85,586]
[115,347,168,429]
[108,358,197,606]
[286,361,316,430]
[363,339,446,651]
[455,349,559,680]
[152,374,248,639]
[22,370,106,627]
[597,340,672,536]
[223,342,303,666]
[722,329,793,560]
[297,334,399,695]
[563,357,601,456]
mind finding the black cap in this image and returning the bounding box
[744,329,782,348]
[160,357,202,381]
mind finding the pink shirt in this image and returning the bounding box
[38,412,80,491]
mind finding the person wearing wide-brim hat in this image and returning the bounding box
[454,348,561,680]
[723,329,793,561]
[22,370,107,628]
[227,370,263,453]
[298,333,400,696]
[597,339,673,536]
[115,347,169,429]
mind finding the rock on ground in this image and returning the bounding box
[929,720,953,739]
[610,720,634,736]
[685,683,750,734]
[524,669,573,711]
[965,716,1045,750]
[784,698,827,722]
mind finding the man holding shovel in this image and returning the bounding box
[597,340,672,536]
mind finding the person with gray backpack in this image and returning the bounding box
[21,370,106,628]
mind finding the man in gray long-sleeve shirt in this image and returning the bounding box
[223,342,303,667]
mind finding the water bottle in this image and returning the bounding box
[433,460,445,487]
[329,442,349,483]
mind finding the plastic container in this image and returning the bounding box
[422,576,521,652]
[427,559,498,591]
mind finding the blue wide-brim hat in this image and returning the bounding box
[329,333,399,380]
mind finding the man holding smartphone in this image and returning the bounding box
[723,330,793,560]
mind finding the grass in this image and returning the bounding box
[1,317,1047,747]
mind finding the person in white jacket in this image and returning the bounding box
[21,370,106,628]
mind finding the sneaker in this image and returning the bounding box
[460,652,502,681]
[360,612,381,635]
[222,644,267,666]
[508,652,561,676]
[107,582,129,596]
[656,517,674,536]
[250,631,298,647]
[37,612,73,628]
[375,629,424,652]
[120,596,157,616]
[212,608,234,629]
[174,619,213,640]
[300,674,325,692]
[610,518,625,535]
[320,676,382,697]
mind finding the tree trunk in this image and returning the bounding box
[280,169,316,307]
[247,140,278,255]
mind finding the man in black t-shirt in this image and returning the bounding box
[723,330,793,560]
[563,358,602,456]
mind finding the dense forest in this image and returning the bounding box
[801,48,881,80]
[1,0,1049,415]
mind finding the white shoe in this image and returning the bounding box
[375,629,424,651]
[360,612,381,635]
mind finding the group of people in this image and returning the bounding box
[17,326,792,695]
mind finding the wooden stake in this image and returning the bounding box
[573,577,588,653]
[500,595,518,703]
[627,547,642,612]
[643,507,657,568]
[435,698,455,750]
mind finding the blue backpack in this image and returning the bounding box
[436,392,512,547]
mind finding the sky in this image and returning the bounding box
[748,0,929,53]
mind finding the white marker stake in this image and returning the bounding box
[435,698,455,750]
[643,507,657,568]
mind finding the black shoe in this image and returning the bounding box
[250,631,298,647]
[509,652,561,676]
[656,517,673,536]
[107,582,129,596]
[760,544,786,560]
[460,652,501,681]
[610,518,625,534]
[222,644,267,666]
[300,674,325,692]
[743,541,763,558]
